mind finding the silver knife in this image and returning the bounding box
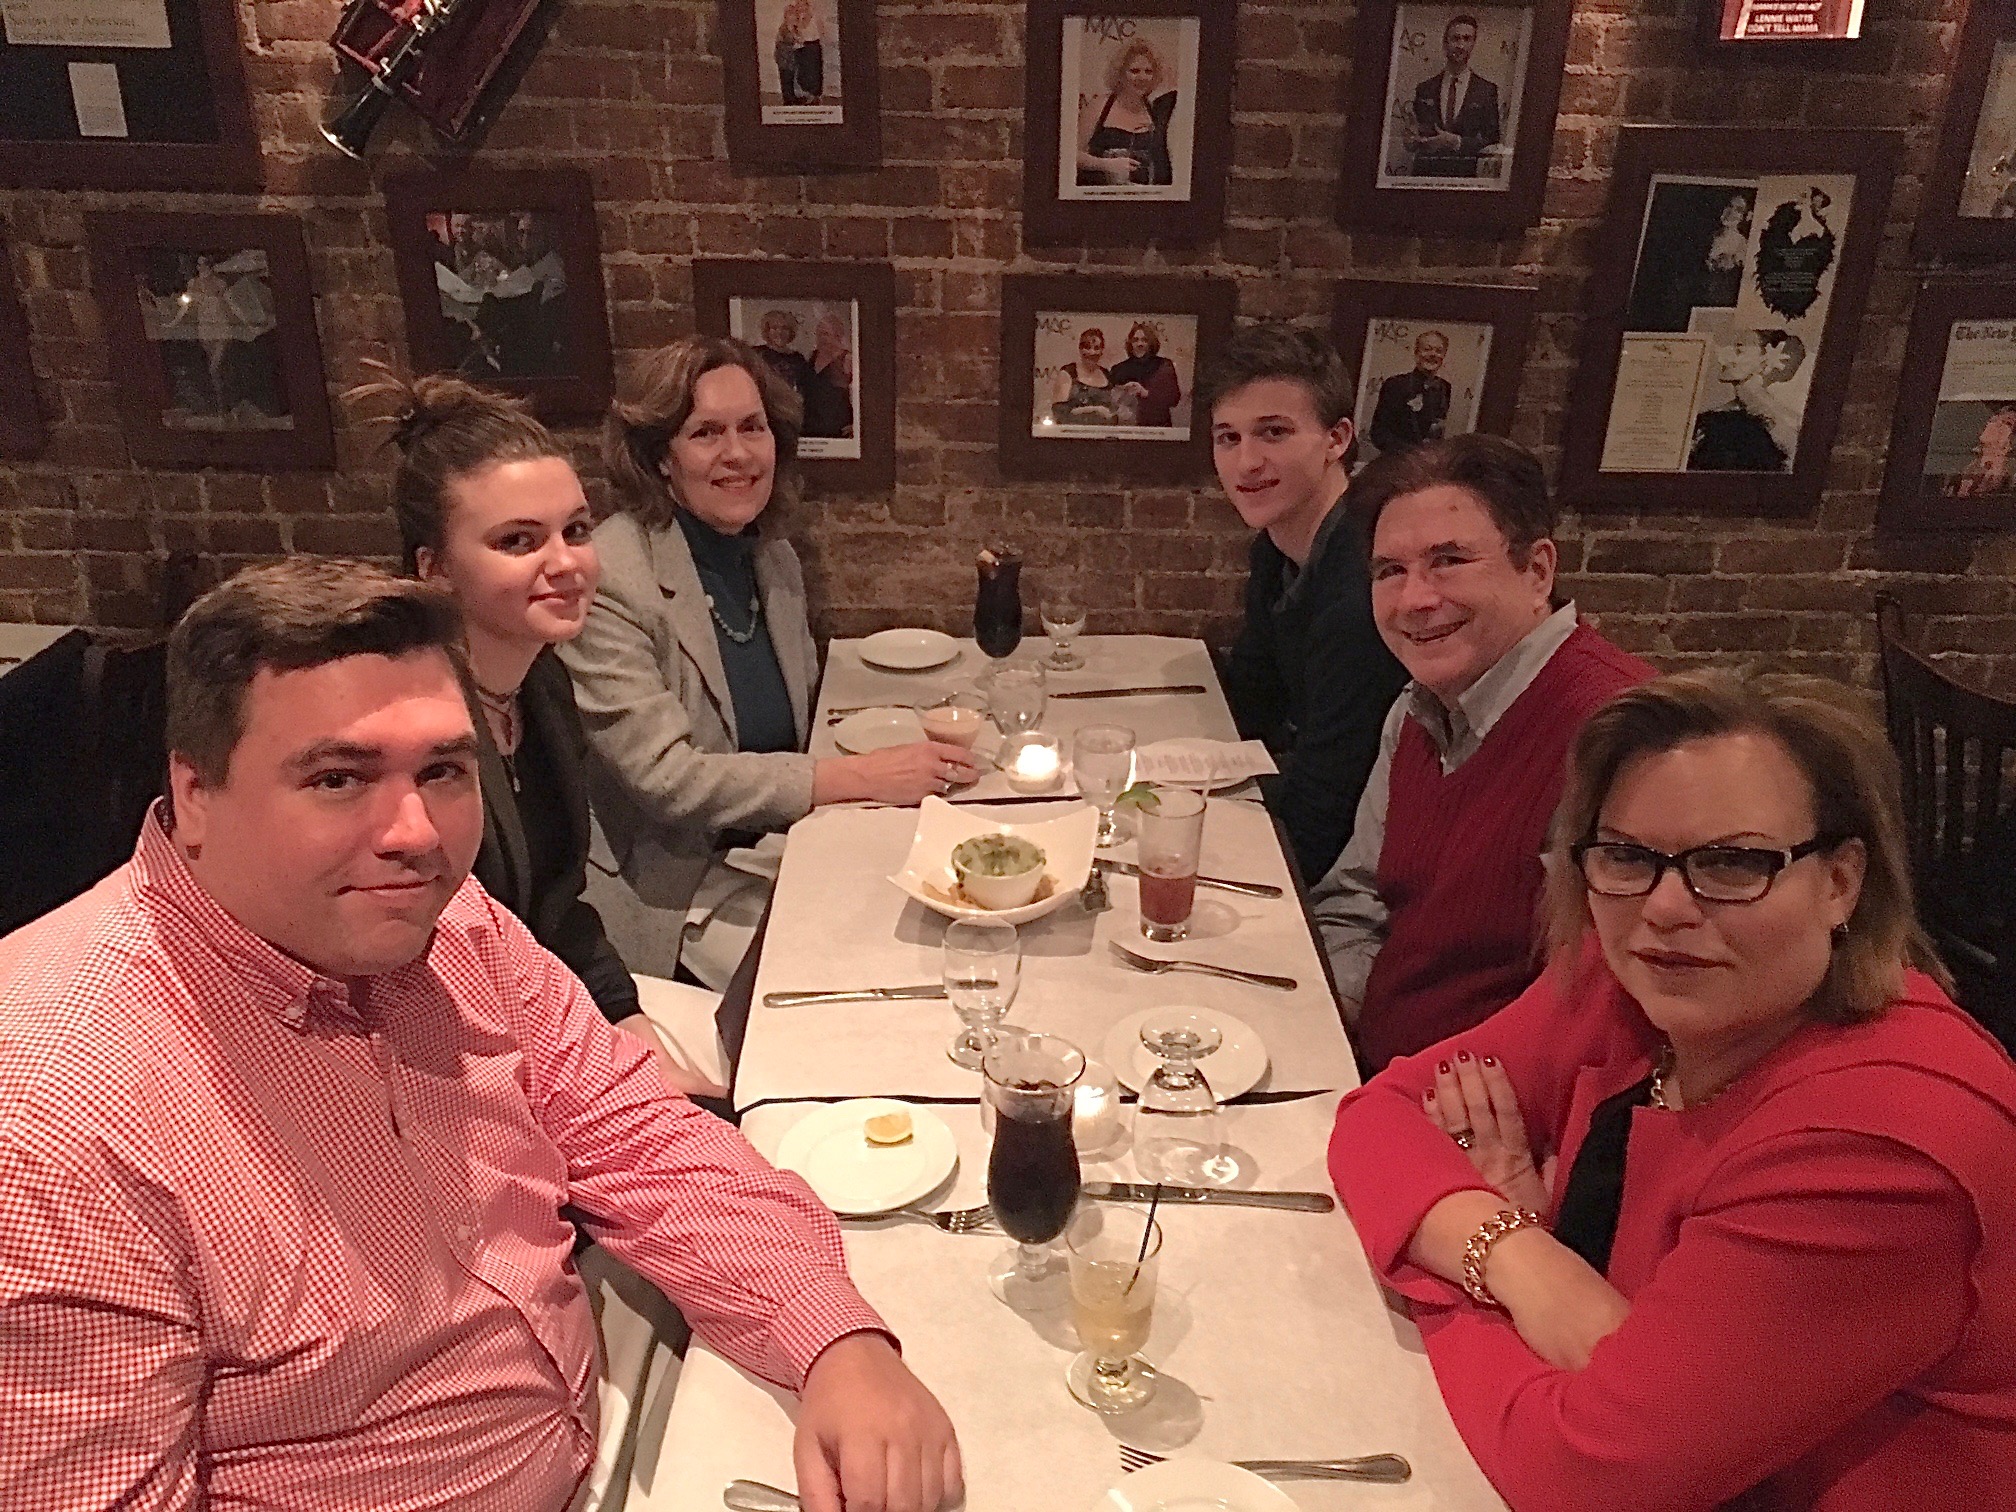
[1051,683,1208,699]
[1082,1181,1335,1212]
[1098,857,1283,899]
[762,985,948,1008]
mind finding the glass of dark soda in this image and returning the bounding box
[982,1031,1084,1311]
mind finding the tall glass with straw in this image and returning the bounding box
[1065,1203,1162,1411]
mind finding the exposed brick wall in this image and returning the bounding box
[1,0,2005,688]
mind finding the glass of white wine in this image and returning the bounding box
[1065,1204,1162,1412]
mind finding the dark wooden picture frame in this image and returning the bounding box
[1331,280,1538,467]
[0,0,259,191]
[1917,0,2016,261]
[717,0,881,170]
[693,258,896,495]
[1695,0,1873,58]
[85,211,334,471]
[0,238,45,457]
[1021,0,1236,248]
[1878,280,2016,534]
[385,167,612,422]
[1559,126,1900,517]
[998,272,1235,482]
[1337,0,1572,236]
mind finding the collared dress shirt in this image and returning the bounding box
[1310,602,1581,1010]
[0,810,886,1512]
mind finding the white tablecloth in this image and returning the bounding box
[735,796,1358,1110]
[631,1094,1506,1512]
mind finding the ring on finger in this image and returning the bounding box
[1452,1129,1475,1150]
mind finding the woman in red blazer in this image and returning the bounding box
[1330,668,2016,1511]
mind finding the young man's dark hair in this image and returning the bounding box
[1199,321,1356,435]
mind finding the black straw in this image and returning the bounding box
[1125,1182,1162,1294]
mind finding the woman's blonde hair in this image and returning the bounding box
[346,365,565,571]
[603,334,803,530]
[1105,37,1166,97]
[1543,667,1951,1023]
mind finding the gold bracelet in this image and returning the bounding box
[1460,1207,1544,1309]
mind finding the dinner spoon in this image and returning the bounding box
[724,1479,801,1511]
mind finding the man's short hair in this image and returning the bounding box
[167,558,468,788]
[1199,322,1354,431]
[1416,330,1450,353]
[1353,432,1556,562]
[1446,13,1480,38]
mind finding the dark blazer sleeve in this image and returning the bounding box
[1217,534,1290,746]
[1367,373,1412,456]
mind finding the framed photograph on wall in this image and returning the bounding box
[0,0,259,190]
[1918,0,2016,261]
[998,273,1235,480]
[1337,0,1571,235]
[1331,280,1537,468]
[1559,127,1900,516]
[0,238,44,457]
[1022,0,1235,247]
[384,168,612,421]
[717,0,880,170]
[86,211,333,470]
[693,258,895,494]
[1879,280,2016,534]
[1698,0,1870,51]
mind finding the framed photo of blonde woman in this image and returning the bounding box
[717,0,880,169]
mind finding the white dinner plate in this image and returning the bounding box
[859,628,961,672]
[1103,1006,1269,1101]
[832,707,925,754]
[889,796,1099,926]
[1093,1459,1299,1512]
[773,1099,958,1216]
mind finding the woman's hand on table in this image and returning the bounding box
[813,741,981,807]
[1423,1050,1554,1216]
[796,1332,964,1512]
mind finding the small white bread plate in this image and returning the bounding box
[774,1099,958,1216]
[1094,1459,1298,1512]
[890,796,1098,927]
[1103,1006,1269,1102]
[859,628,960,672]
[833,707,925,754]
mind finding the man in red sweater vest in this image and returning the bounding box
[1310,436,1652,1070]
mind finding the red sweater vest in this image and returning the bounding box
[1355,623,1653,1070]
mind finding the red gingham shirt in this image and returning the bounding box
[0,811,887,1511]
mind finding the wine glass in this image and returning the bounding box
[984,1032,1085,1311]
[981,662,1047,735]
[1071,725,1135,848]
[943,918,1020,1069]
[1039,592,1087,671]
[1066,1204,1162,1412]
[1133,1012,1238,1186]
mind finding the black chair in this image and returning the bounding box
[1875,594,2016,1050]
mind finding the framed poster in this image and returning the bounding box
[1878,281,2016,534]
[85,211,334,470]
[1337,0,1571,235]
[1699,0,1870,51]
[0,0,258,189]
[1559,127,1900,516]
[1331,280,1537,469]
[1022,0,1235,248]
[998,273,1234,481]
[717,0,880,170]
[1918,0,2016,261]
[384,168,612,422]
[692,258,895,494]
[0,237,44,456]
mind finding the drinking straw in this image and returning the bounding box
[1124,1182,1163,1294]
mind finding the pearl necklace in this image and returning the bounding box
[706,587,763,646]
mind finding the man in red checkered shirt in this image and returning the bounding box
[0,559,962,1512]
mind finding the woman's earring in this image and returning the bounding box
[1831,921,1850,946]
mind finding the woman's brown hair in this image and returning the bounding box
[1543,667,1952,1023]
[603,334,803,531]
[347,367,567,571]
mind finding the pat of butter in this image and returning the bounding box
[863,1111,915,1146]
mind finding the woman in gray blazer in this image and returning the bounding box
[562,335,977,985]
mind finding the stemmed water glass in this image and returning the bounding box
[1065,1205,1162,1412]
[1072,724,1135,848]
[943,918,1020,1069]
[984,1032,1085,1311]
[981,662,1047,735]
[1133,1011,1239,1186]
[1040,592,1087,671]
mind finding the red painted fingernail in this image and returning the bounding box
[1456,1050,1472,1064]
[1424,1088,1436,1101]
[1437,1060,1451,1074]
[1483,1055,1497,1067]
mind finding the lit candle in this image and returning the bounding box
[1002,733,1062,793]
[1073,1061,1123,1153]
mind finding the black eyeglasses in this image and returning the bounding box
[1571,835,1843,904]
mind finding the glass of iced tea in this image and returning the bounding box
[1065,1204,1162,1412]
[1135,786,1206,942]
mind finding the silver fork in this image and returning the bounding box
[847,1203,1000,1235]
[1119,1445,1411,1483]
[1110,942,1298,992]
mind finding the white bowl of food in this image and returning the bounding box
[890,798,1098,926]
[951,832,1047,910]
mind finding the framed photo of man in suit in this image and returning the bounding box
[1339,0,1569,233]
